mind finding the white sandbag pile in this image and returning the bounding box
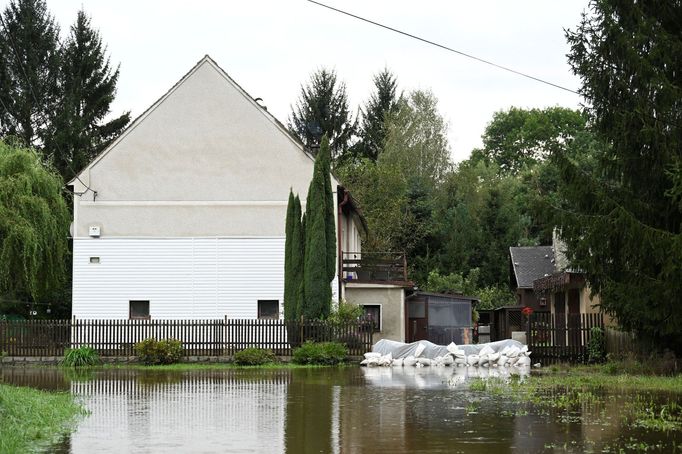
[360,339,533,368]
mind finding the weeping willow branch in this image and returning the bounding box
[0,140,70,301]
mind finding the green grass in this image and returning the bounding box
[533,364,682,394]
[0,384,84,453]
[471,364,682,438]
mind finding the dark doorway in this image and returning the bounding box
[567,289,581,346]
[554,292,566,347]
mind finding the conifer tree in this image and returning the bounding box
[556,0,682,349]
[320,136,337,284]
[284,190,296,319]
[0,0,60,148]
[302,136,335,318]
[288,68,354,159]
[355,68,399,161]
[47,9,130,181]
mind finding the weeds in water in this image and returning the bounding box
[465,401,480,415]
[61,346,100,367]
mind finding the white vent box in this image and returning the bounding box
[89,226,101,237]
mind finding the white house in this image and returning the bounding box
[68,55,365,321]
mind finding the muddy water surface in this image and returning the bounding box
[1,366,679,453]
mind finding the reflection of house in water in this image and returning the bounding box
[68,370,288,453]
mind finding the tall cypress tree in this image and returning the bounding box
[284,190,296,319]
[47,9,130,181]
[296,212,306,318]
[320,136,337,285]
[303,137,334,319]
[291,196,304,318]
[0,0,61,148]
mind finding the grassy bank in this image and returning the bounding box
[0,384,83,453]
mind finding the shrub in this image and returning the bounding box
[587,327,606,364]
[292,341,347,365]
[134,338,183,365]
[327,302,363,325]
[233,348,277,365]
[61,346,100,367]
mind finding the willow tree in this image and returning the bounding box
[0,140,70,302]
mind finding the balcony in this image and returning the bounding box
[341,251,411,284]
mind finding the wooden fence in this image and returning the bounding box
[0,318,374,357]
[527,312,604,363]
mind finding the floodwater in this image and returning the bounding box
[1,366,679,453]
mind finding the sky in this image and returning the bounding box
[47,0,589,163]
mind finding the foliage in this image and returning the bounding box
[424,269,515,309]
[337,90,451,280]
[60,345,100,367]
[46,9,130,181]
[284,191,305,320]
[0,141,70,301]
[288,68,354,158]
[554,0,682,351]
[134,338,184,365]
[350,68,400,162]
[0,1,127,181]
[471,106,587,175]
[302,136,334,319]
[0,0,60,148]
[233,348,277,366]
[292,341,347,365]
[0,383,83,454]
[586,327,605,364]
[327,301,364,325]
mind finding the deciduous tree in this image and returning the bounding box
[0,140,69,304]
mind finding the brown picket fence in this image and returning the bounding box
[528,312,604,363]
[0,318,374,357]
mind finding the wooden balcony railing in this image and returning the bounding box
[341,251,409,283]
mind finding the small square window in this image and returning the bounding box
[362,305,381,332]
[89,257,100,264]
[258,300,279,320]
[129,300,150,320]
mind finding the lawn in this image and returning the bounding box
[0,383,84,454]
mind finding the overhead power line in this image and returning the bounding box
[307,0,580,95]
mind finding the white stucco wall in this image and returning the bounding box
[70,57,362,319]
[72,57,332,238]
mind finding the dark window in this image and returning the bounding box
[362,305,381,332]
[258,300,279,320]
[129,300,150,320]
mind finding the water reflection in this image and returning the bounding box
[0,366,678,453]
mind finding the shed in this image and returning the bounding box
[405,292,478,345]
